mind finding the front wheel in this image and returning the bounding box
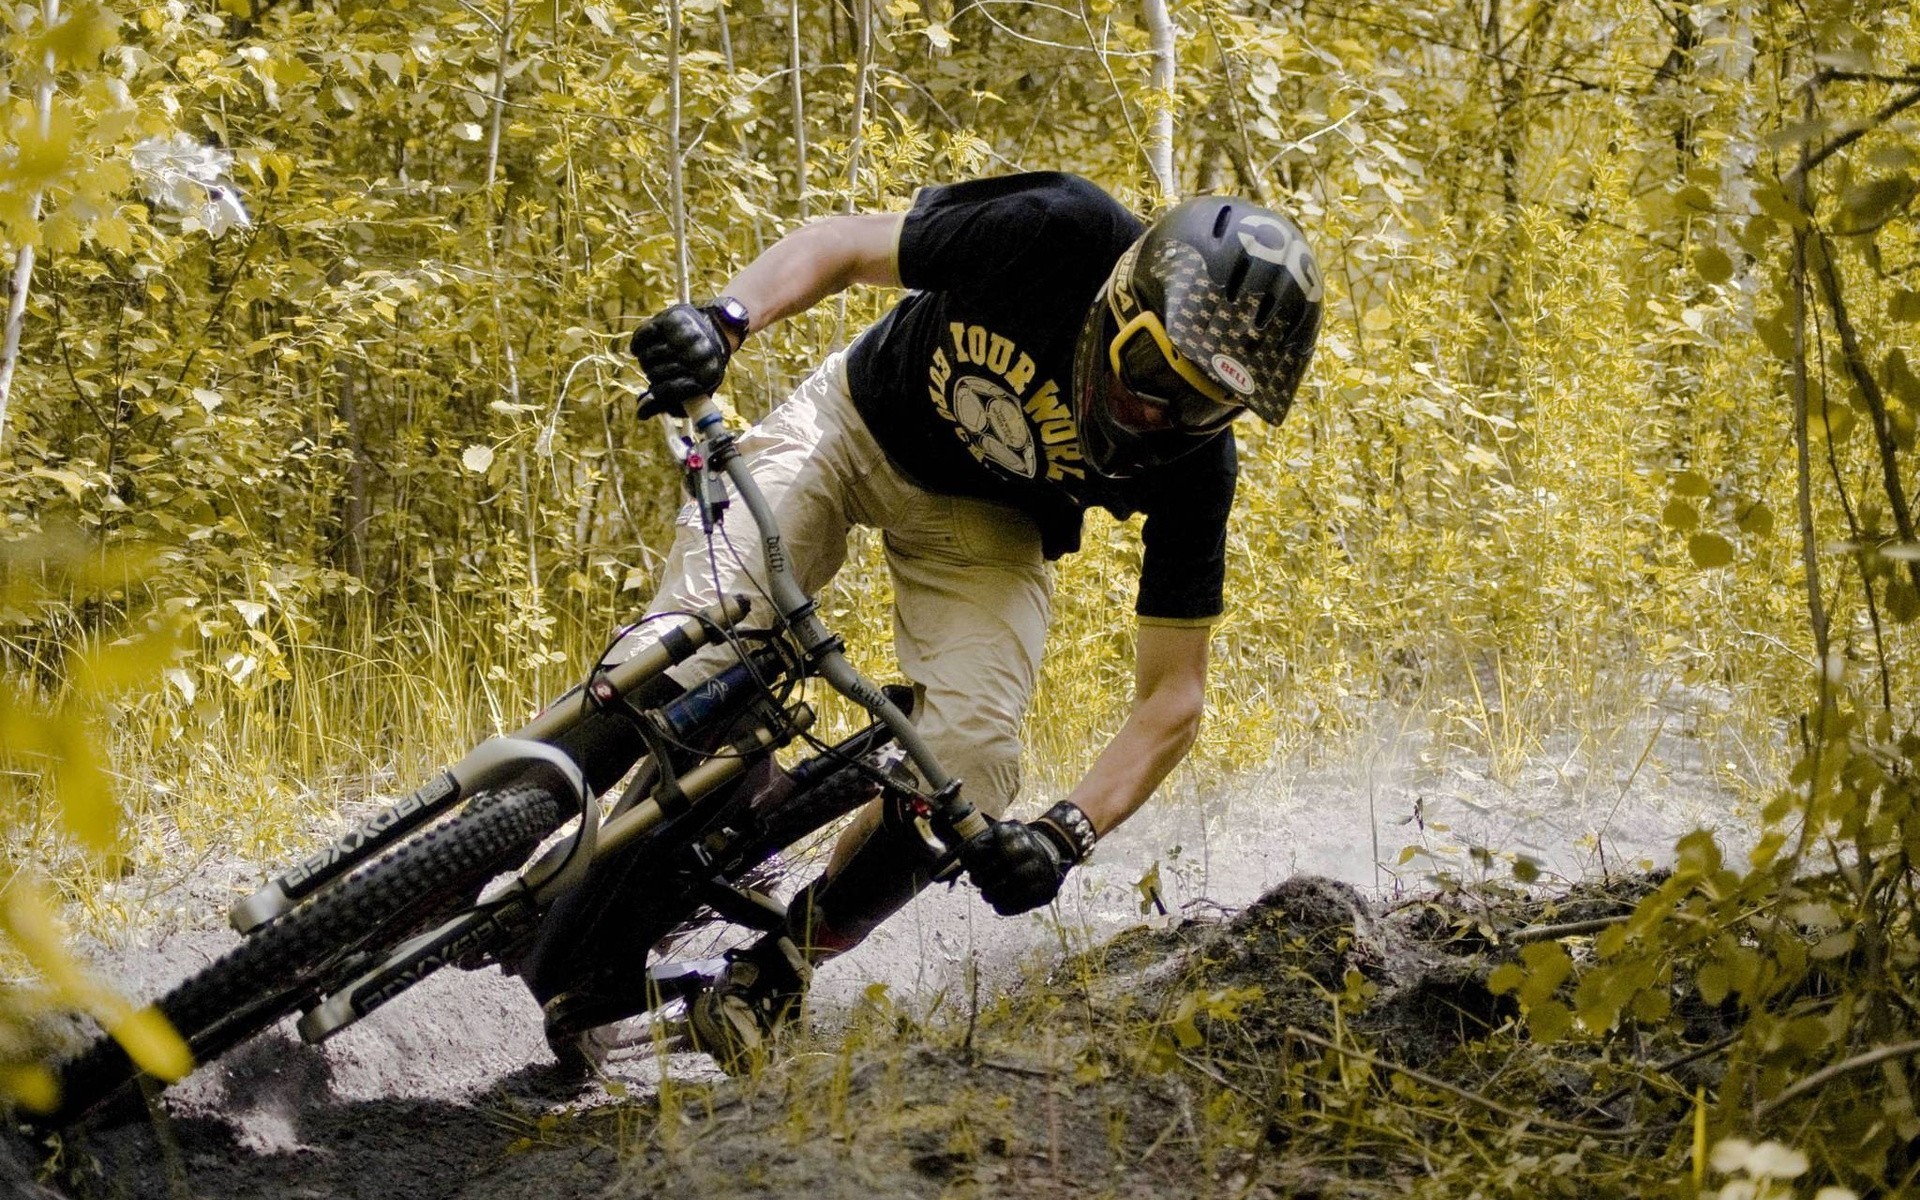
[45,773,573,1128]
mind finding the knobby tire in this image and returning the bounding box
[47,777,571,1128]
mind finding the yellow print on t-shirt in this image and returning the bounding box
[925,322,1086,483]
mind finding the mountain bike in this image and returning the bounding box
[39,393,991,1128]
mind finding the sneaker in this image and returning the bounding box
[686,936,811,1076]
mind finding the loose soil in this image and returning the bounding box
[6,722,1747,1199]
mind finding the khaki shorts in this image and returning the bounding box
[611,353,1050,816]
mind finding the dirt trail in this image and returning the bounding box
[16,720,1747,1199]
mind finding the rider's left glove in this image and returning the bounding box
[630,302,735,418]
[960,801,1099,916]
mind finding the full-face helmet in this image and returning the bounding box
[1073,195,1323,477]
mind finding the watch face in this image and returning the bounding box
[714,297,749,333]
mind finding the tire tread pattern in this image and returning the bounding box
[47,779,568,1127]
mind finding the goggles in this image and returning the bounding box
[1104,309,1244,434]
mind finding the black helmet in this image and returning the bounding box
[1073,195,1323,477]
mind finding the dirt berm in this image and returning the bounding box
[11,874,1672,1200]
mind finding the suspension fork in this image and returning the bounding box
[680,396,990,850]
[230,595,755,933]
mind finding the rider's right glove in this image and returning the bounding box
[630,302,735,418]
[959,801,1099,916]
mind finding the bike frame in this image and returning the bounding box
[233,393,987,1045]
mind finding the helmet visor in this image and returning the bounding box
[1107,310,1243,434]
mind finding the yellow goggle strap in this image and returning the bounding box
[1106,310,1233,407]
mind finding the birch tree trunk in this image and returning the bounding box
[667,0,691,304]
[790,0,808,219]
[0,0,60,455]
[835,0,871,341]
[1140,0,1176,200]
[481,0,539,593]
[845,0,872,213]
[335,358,369,581]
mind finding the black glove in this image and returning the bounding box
[960,801,1098,917]
[629,302,734,418]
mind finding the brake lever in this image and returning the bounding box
[644,391,727,525]
[930,847,965,886]
[921,779,984,885]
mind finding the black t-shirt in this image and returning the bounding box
[844,172,1237,623]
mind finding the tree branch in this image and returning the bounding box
[1283,1027,1651,1140]
[1808,228,1920,598]
[1756,1039,1920,1118]
[1791,86,1920,182]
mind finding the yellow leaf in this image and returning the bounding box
[1688,532,1734,569]
[164,668,197,704]
[261,153,296,193]
[0,877,189,1082]
[32,466,88,502]
[42,210,83,254]
[1,876,106,1005]
[92,212,132,254]
[1671,470,1711,497]
[1674,184,1714,213]
[0,1064,60,1114]
[1487,962,1525,995]
[1168,994,1203,1048]
[1517,942,1573,1007]
[1736,501,1773,537]
[73,627,176,693]
[1661,498,1699,531]
[1526,999,1573,1043]
[1835,175,1917,236]
[53,722,117,851]
[269,54,317,88]
[1630,987,1670,1023]
[1694,245,1734,284]
[33,2,120,70]
[110,1007,194,1081]
[11,102,78,189]
[1808,404,1855,442]
[1134,860,1166,915]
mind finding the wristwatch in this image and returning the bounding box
[707,295,751,340]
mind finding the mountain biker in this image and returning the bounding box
[544,171,1321,1072]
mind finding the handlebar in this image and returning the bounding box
[671,395,990,847]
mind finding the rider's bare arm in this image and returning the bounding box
[719,213,906,339]
[1062,622,1210,836]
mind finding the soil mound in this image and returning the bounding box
[14,872,1659,1199]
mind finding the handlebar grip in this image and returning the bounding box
[927,806,988,885]
[637,388,688,421]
